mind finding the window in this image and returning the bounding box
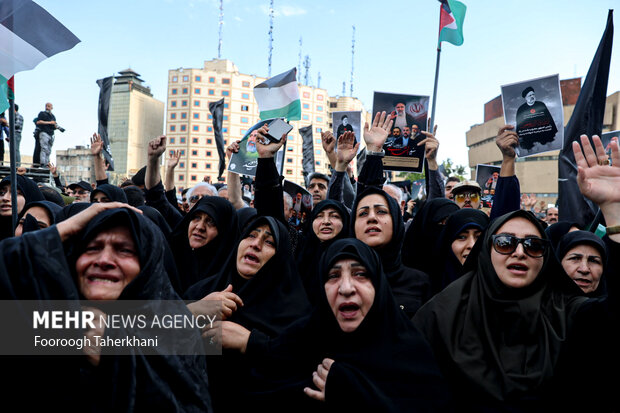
[223,115,228,120]
[329,102,337,108]
[286,158,293,163]
[316,116,323,122]
[171,101,177,107]
[191,163,197,168]
[240,130,247,135]
[287,147,293,152]
[180,125,186,131]
[194,101,200,107]
[286,169,293,175]
[206,151,212,156]
[172,76,178,82]
[192,113,199,119]
[303,103,310,109]
[170,113,176,119]
[191,175,197,181]
[316,127,322,133]
[222,78,230,84]
[224,103,229,108]
[207,127,213,132]
[193,126,199,131]
[180,150,185,155]
[195,76,201,82]
[223,128,228,133]
[207,138,213,144]
[208,114,212,120]
[181,112,187,119]
[208,89,214,95]
[317,105,323,111]
[169,137,175,144]
[171,89,177,95]
[192,150,198,156]
[303,92,310,98]
[241,105,249,111]
[302,115,309,120]
[241,117,248,124]
[222,91,229,96]
[206,163,212,169]
[195,88,201,94]
[183,75,189,81]
[178,174,184,181]
[182,88,188,94]
[170,125,176,132]
[209,77,215,83]
[179,162,185,168]
[169,150,175,156]
[317,95,324,101]
[316,161,321,166]
[181,100,188,106]
[242,81,250,87]
[180,137,186,143]
[192,138,198,143]
[315,149,321,155]
[315,139,321,144]
[242,93,250,99]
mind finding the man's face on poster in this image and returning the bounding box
[525,91,536,106]
[403,126,410,138]
[391,127,401,137]
[342,116,348,126]
[411,125,420,136]
[396,103,405,114]
[492,172,499,179]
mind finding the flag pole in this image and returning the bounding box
[429,46,441,133]
[8,82,18,234]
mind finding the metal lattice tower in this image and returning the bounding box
[303,55,311,86]
[350,25,355,97]
[317,72,321,89]
[342,81,346,95]
[268,0,274,77]
[298,37,302,78]
[217,0,223,58]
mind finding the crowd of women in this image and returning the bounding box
[0,111,618,412]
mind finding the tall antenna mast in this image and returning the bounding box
[217,0,224,58]
[303,55,311,86]
[342,81,346,95]
[317,72,321,89]
[268,0,274,77]
[350,25,355,97]
[298,37,303,77]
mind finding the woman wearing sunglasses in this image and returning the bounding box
[413,135,620,411]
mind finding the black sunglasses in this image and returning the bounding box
[492,234,548,258]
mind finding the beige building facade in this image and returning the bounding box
[108,69,165,180]
[166,59,367,192]
[56,145,94,184]
[466,78,620,207]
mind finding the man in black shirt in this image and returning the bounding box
[35,102,58,165]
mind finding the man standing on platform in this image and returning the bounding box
[35,102,59,166]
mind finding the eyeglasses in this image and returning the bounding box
[492,234,548,258]
[189,194,204,204]
[454,192,480,203]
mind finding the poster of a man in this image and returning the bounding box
[283,180,312,231]
[501,74,564,157]
[372,91,429,172]
[332,111,362,145]
[228,118,286,176]
[475,164,501,196]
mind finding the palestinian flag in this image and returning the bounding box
[0,76,13,113]
[254,68,301,121]
[438,0,466,48]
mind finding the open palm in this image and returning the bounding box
[573,134,620,207]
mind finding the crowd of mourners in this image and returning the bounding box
[1,111,619,412]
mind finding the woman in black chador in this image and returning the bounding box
[516,86,558,150]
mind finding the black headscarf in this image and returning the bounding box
[90,183,128,203]
[545,220,581,251]
[402,197,459,273]
[170,195,238,294]
[138,205,172,239]
[248,238,453,412]
[55,202,91,223]
[18,200,63,234]
[351,187,430,318]
[0,175,45,239]
[296,199,350,304]
[237,206,258,233]
[556,230,608,298]
[413,210,593,409]
[431,208,489,294]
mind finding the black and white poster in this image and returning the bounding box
[331,111,362,147]
[501,74,564,157]
[475,163,501,198]
[372,91,429,172]
[283,179,312,231]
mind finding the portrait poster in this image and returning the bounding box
[501,74,564,157]
[372,91,429,172]
[331,111,362,149]
[410,178,426,200]
[228,118,286,177]
[601,130,619,165]
[475,163,501,199]
[283,179,312,231]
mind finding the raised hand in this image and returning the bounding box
[147,135,167,160]
[573,134,620,208]
[47,162,58,177]
[255,124,287,158]
[335,130,359,172]
[226,140,241,160]
[304,358,334,402]
[90,133,103,157]
[496,125,519,158]
[321,131,335,155]
[167,150,182,169]
[419,124,439,161]
[363,111,393,152]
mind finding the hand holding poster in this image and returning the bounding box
[372,92,429,172]
[228,118,287,177]
[501,74,564,157]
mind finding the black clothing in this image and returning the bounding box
[145,180,184,230]
[90,183,128,203]
[545,220,581,251]
[19,200,63,234]
[352,187,431,318]
[516,101,558,150]
[0,175,44,240]
[336,122,353,138]
[169,195,238,295]
[35,110,56,135]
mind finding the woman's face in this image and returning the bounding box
[451,228,482,265]
[236,224,277,279]
[0,184,26,217]
[490,217,544,289]
[76,226,141,300]
[561,244,604,294]
[14,206,52,236]
[312,207,343,242]
[187,211,219,249]
[354,194,393,248]
[324,258,375,333]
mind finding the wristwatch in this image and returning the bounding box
[605,225,620,235]
[366,149,385,157]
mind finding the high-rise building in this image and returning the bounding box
[466,78,620,206]
[56,145,94,184]
[108,69,164,181]
[166,59,367,193]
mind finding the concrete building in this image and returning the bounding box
[56,145,94,184]
[466,77,620,206]
[166,59,367,192]
[108,69,165,180]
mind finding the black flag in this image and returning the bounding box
[356,147,367,177]
[96,76,115,171]
[557,10,613,230]
[209,98,226,179]
[299,124,315,185]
